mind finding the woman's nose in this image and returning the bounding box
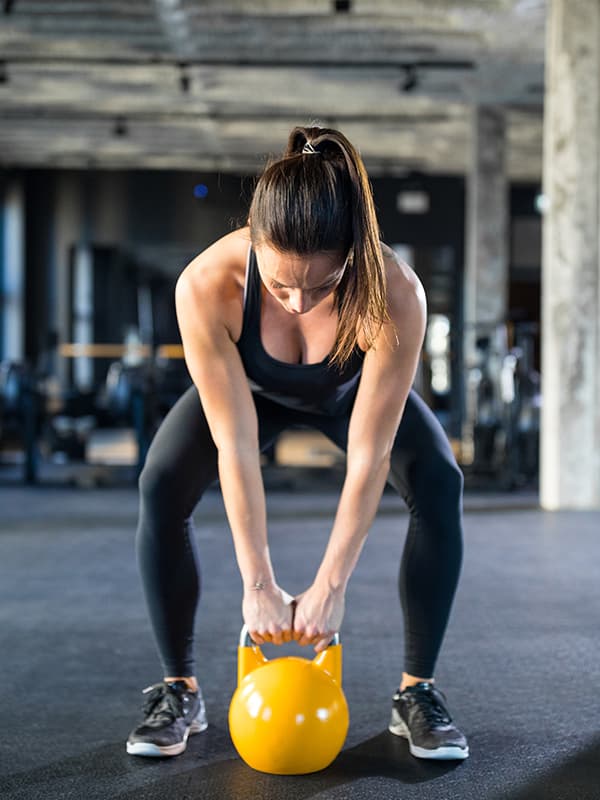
[288,290,307,313]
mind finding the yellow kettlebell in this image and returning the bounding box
[228,625,349,775]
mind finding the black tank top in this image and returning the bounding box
[236,248,364,416]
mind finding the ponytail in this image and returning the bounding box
[249,125,388,368]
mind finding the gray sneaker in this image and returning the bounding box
[126,680,208,757]
[389,682,469,760]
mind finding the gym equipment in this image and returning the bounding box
[0,361,41,483]
[228,625,349,775]
[57,342,191,478]
[103,357,191,473]
[463,322,540,488]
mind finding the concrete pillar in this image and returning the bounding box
[53,173,84,388]
[1,178,25,362]
[541,0,600,509]
[462,107,509,454]
[464,106,509,351]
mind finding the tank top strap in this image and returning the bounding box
[241,247,261,339]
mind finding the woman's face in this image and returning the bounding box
[254,242,348,315]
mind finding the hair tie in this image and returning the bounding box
[302,141,319,155]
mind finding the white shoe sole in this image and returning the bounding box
[190,715,208,734]
[127,711,208,758]
[389,718,469,760]
[126,732,190,758]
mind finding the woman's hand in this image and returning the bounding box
[243,582,295,645]
[293,582,346,653]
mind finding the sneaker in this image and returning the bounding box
[126,680,208,757]
[388,682,469,760]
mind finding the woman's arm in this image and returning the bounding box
[175,235,293,644]
[294,252,427,651]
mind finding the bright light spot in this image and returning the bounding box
[426,315,450,355]
[246,691,263,719]
[431,360,450,393]
[535,192,550,214]
[396,190,430,214]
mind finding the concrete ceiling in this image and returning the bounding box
[0,0,546,179]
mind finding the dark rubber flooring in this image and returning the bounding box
[1,484,599,800]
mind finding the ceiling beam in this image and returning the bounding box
[0,52,476,69]
[0,107,454,124]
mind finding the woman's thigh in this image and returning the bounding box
[139,385,219,516]
[309,389,461,498]
[140,387,298,513]
[387,391,461,498]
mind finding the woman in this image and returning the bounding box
[126,126,468,761]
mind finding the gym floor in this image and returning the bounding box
[1,483,599,800]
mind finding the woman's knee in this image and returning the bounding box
[439,457,464,497]
[399,454,463,524]
[139,457,168,499]
[139,452,203,516]
[139,448,217,520]
[421,455,463,500]
[138,458,179,520]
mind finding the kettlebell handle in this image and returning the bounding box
[239,624,340,649]
[237,625,344,686]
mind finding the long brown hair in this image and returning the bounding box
[248,125,388,368]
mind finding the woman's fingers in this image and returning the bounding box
[295,625,324,647]
[252,620,331,650]
[296,629,334,649]
[313,635,333,653]
[248,621,294,645]
[249,630,266,645]
[269,623,289,645]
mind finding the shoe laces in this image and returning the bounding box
[141,682,185,724]
[406,684,452,726]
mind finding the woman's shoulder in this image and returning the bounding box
[380,242,416,283]
[178,227,251,298]
[380,242,426,321]
[175,228,251,338]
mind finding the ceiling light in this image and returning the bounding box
[401,64,418,92]
[179,63,191,94]
[113,116,128,137]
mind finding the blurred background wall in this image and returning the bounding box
[0,0,597,507]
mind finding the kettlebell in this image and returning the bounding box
[228,625,349,775]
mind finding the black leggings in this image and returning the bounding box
[136,386,464,679]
